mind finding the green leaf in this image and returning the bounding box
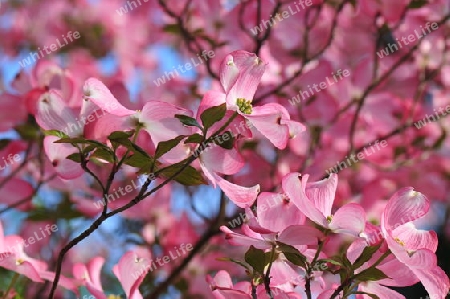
[408,0,428,9]
[91,148,115,163]
[245,246,266,274]
[175,114,203,129]
[184,133,204,144]
[112,138,152,160]
[82,144,97,155]
[277,242,307,268]
[155,136,186,159]
[284,252,307,268]
[355,267,389,282]
[124,153,153,169]
[14,122,39,140]
[54,137,107,149]
[200,103,226,130]
[108,130,135,140]
[66,153,82,163]
[265,251,278,265]
[241,141,258,151]
[159,163,207,186]
[352,243,382,270]
[214,131,234,150]
[317,258,343,267]
[163,23,181,34]
[54,137,87,144]
[44,130,68,138]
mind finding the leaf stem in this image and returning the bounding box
[3,273,20,299]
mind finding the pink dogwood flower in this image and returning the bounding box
[112,250,152,299]
[218,50,305,149]
[283,173,366,236]
[381,188,450,299]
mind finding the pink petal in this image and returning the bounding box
[140,101,194,146]
[269,259,302,286]
[39,270,80,294]
[220,54,240,94]
[220,226,272,250]
[305,173,338,218]
[329,203,366,235]
[1,178,34,211]
[0,256,42,282]
[35,90,78,134]
[393,223,438,253]
[83,78,135,116]
[280,118,306,139]
[412,266,450,299]
[44,136,84,179]
[113,251,150,299]
[222,51,266,107]
[256,192,305,233]
[282,173,327,227]
[377,257,419,287]
[87,257,105,291]
[347,238,368,264]
[214,289,252,299]
[382,188,429,231]
[83,111,132,142]
[210,270,233,289]
[11,71,32,93]
[0,94,27,131]
[200,146,244,175]
[278,225,322,245]
[0,222,4,251]
[384,232,437,270]
[197,90,227,118]
[245,104,290,149]
[359,282,405,299]
[317,289,339,299]
[213,172,259,208]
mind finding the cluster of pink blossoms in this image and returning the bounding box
[0,49,446,298]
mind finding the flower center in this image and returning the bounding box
[15,258,25,266]
[236,98,252,114]
[394,237,405,246]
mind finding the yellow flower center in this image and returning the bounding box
[395,237,405,246]
[236,98,253,114]
[15,258,25,266]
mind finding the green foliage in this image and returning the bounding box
[352,243,382,270]
[155,136,186,159]
[200,103,226,130]
[277,242,307,268]
[245,246,266,275]
[159,163,207,186]
[355,267,389,282]
[184,133,204,144]
[214,131,234,150]
[408,0,428,9]
[175,114,203,130]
